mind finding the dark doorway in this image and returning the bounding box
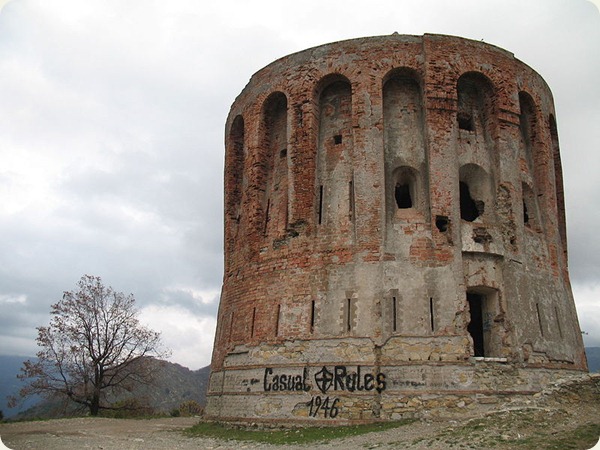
[467,293,485,357]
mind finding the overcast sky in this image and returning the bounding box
[0,0,598,370]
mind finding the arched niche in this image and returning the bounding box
[382,68,429,224]
[391,165,420,210]
[549,114,567,256]
[259,91,289,238]
[459,164,493,222]
[456,72,497,139]
[226,115,245,222]
[382,67,425,166]
[314,74,354,231]
[518,91,538,177]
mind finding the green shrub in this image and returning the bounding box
[178,400,203,417]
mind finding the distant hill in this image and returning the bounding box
[586,347,600,373]
[0,356,42,419]
[0,355,210,420]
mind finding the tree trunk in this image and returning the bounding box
[90,394,100,416]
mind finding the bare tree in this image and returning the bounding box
[10,275,170,416]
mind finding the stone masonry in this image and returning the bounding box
[205,34,588,423]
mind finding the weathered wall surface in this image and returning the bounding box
[208,34,588,423]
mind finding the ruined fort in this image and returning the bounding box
[205,34,588,422]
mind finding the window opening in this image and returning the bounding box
[467,293,485,357]
[334,134,342,145]
[318,185,324,225]
[275,304,281,337]
[523,200,530,225]
[310,300,315,333]
[555,306,563,339]
[250,307,256,338]
[460,182,481,221]
[264,199,271,235]
[536,303,544,337]
[349,180,355,220]
[280,148,287,158]
[429,297,435,332]
[392,296,397,333]
[457,112,474,131]
[346,298,352,332]
[395,183,412,209]
[435,215,449,232]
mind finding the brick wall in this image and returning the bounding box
[207,34,588,422]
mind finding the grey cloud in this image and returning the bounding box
[0,0,598,368]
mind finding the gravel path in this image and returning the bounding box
[0,416,452,450]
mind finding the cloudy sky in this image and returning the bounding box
[0,0,598,370]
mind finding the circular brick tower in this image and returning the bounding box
[206,34,588,422]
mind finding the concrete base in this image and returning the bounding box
[205,339,586,423]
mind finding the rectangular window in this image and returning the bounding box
[250,307,256,338]
[275,304,281,337]
[349,180,355,221]
[346,298,352,332]
[392,296,397,333]
[264,198,271,236]
[310,300,316,333]
[429,297,435,332]
[318,185,324,225]
[536,303,544,337]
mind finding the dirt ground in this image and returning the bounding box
[1,374,598,450]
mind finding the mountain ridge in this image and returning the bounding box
[0,355,210,420]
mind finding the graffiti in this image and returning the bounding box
[261,365,386,419]
[263,367,311,392]
[307,396,339,418]
[314,365,386,394]
[262,365,386,394]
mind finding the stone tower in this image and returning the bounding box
[206,34,587,422]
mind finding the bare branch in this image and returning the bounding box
[13,275,170,416]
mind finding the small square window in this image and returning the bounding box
[457,113,474,131]
[334,135,342,145]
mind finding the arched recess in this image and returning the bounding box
[382,68,429,222]
[456,72,498,212]
[518,92,537,178]
[456,72,497,140]
[260,92,289,239]
[459,164,493,222]
[226,115,245,223]
[392,166,420,210]
[518,91,545,232]
[550,114,567,258]
[224,115,245,264]
[314,75,354,234]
